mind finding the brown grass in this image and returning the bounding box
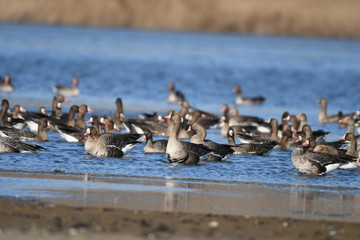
[0,0,360,38]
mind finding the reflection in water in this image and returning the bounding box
[290,189,360,219]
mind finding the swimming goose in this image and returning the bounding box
[84,126,140,158]
[0,75,14,93]
[167,82,186,104]
[75,104,93,129]
[291,138,356,175]
[113,98,125,131]
[23,106,49,134]
[104,120,120,133]
[188,122,233,161]
[234,118,280,144]
[142,129,167,153]
[233,85,265,105]
[186,110,220,129]
[226,127,276,155]
[0,99,10,126]
[316,98,352,124]
[53,77,80,97]
[0,135,45,153]
[124,112,167,136]
[302,137,358,169]
[165,112,212,165]
[51,94,70,119]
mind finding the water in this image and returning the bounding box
[1,23,360,189]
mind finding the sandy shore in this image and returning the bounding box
[1,170,360,239]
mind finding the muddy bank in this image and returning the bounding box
[1,198,360,240]
[0,0,360,38]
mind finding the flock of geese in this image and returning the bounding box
[1,77,360,175]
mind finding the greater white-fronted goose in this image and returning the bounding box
[302,137,358,169]
[277,124,293,151]
[233,85,265,105]
[53,77,79,97]
[104,120,120,133]
[234,118,280,144]
[186,110,220,129]
[123,112,167,136]
[222,104,264,127]
[339,133,358,157]
[339,117,360,145]
[167,82,185,104]
[84,126,140,158]
[60,105,79,127]
[0,75,14,93]
[297,113,308,131]
[296,124,330,144]
[0,135,45,153]
[291,138,357,175]
[227,127,276,155]
[142,129,167,153]
[51,94,70,119]
[165,112,212,165]
[316,98,352,124]
[0,99,10,126]
[188,122,233,161]
[7,105,26,130]
[23,106,48,134]
[75,104,93,129]
[113,98,125,131]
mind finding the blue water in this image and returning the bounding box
[1,23,360,188]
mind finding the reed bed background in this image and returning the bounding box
[1,0,360,38]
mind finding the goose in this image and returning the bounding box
[23,106,49,134]
[226,127,276,155]
[53,77,79,97]
[113,98,125,131]
[75,104,93,129]
[123,112,167,136]
[0,135,45,153]
[51,94,71,119]
[167,82,185,104]
[104,120,120,133]
[291,138,357,175]
[142,129,167,153]
[165,112,212,165]
[316,98,352,124]
[188,122,234,161]
[84,126,140,158]
[0,75,14,93]
[233,85,265,105]
[0,99,10,126]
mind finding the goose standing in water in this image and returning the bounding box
[167,82,185,104]
[0,75,14,93]
[233,85,265,105]
[165,112,212,165]
[53,77,80,97]
[84,126,140,158]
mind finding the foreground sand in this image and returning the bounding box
[1,198,360,240]
[1,171,360,239]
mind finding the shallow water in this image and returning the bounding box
[1,23,360,189]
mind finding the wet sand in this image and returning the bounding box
[1,170,360,239]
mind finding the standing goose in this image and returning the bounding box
[226,127,276,155]
[84,126,140,158]
[188,122,234,161]
[142,129,167,153]
[165,112,212,165]
[167,82,185,104]
[0,75,14,93]
[233,85,265,105]
[53,77,80,97]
